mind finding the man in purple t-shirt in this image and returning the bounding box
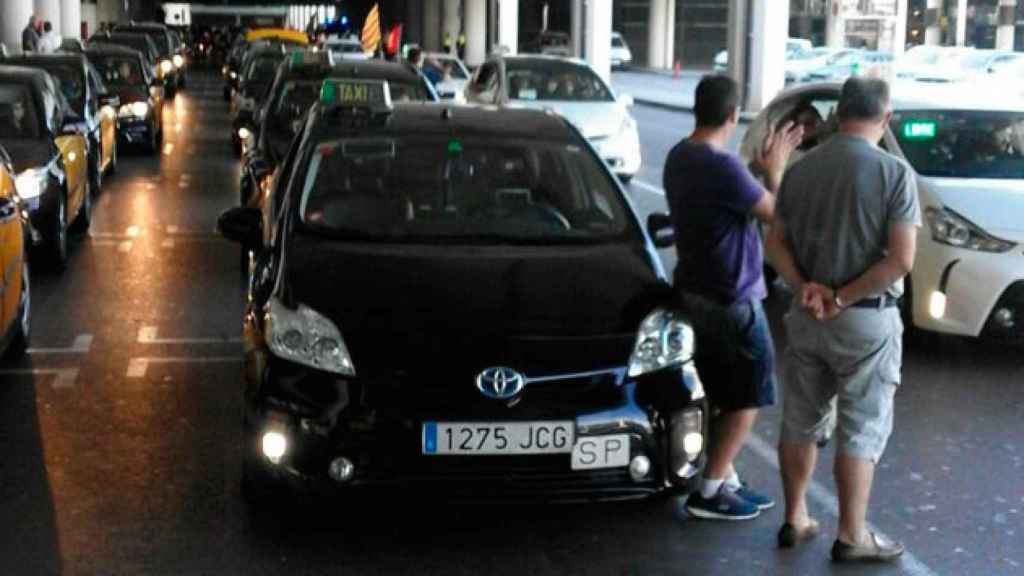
[664,75,801,521]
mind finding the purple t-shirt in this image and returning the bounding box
[663,140,766,305]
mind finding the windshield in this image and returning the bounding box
[612,36,625,48]
[894,110,1024,179]
[506,61,614,102]
[298,136,634,244]
[92,55,146,87]
[245,55,282,85]
[0,84,41,140]
[44,65,86,114]
[425,59,468,80]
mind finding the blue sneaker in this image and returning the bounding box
[731,482,775,510]
[685,489,761,521]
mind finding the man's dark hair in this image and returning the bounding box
[694,75,739,128]
[43,21,52,33]
[837,77,890,122]
[407,47,422,64]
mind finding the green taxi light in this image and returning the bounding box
[902,120,937,141]
[447,138,463,155]
[319,79,391,110]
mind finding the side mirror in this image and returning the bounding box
[647,213,675,249]
[617,93,635,107]
[99,93,121,109]
[218,206,262,250]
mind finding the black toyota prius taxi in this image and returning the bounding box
[218,79,707,504]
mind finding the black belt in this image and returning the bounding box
[850,294,900,309]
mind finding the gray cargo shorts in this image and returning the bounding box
[780,306,903,463]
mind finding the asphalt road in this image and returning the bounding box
[1,71,1021,575]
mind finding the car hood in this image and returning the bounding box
[0,139,53,173]
[111,85,150,104]
[926,177,1024,238]
[511,100,626,140]
[285,238,669,375]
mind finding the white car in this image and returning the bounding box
[324,36,369,60]
[715,38,813,72]
[423,52,471,101]
[611,32,633,68]
[465,54,641,182]
[744,82,1024,339]
[785,48,850,84]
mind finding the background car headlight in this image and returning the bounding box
[265,297,355,375]
[160,60,174,75]
[925,207,1015,253]
[118,101,150,119]
[628,308,694,378]
[14,169,45,200]
[229,71,238,80]
[173,54,184,68]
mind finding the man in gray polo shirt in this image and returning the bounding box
[766,77,920,562]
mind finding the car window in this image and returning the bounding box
[472,62,498,97]
[893,110,1024,179]
[0,84,42,139]
[298,136,634,244]
[506,61,614,102]
[92,55,146,87]
[44,65,86,115]
[425,59,468,81]
[245,55,283,87]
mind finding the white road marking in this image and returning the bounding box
[166,225,179,234]
[0,368,79,390]
[28,334,93,355]
[163,143,175,156]
[631,180,665,196]
[137,325,242,344]
[179,181,188,189]
[161,239,175,249]
[745,434,938,576]
[125,225,142,237]
[88,239,121,247]
[126,357,242,378]
[118,241,133,253]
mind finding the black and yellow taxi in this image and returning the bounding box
[218,79,707,504]
[0,144,30,359]
[3,53,120,195]
[86,43,164,154]
[88,33,165,94]
[0,66,91,268]
[239,53,438,212]
[112,22,185,94]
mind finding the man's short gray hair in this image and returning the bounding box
[837,77,890,122]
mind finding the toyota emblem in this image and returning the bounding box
[475,367,526,400]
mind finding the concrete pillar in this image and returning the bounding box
[465,0,487,66]
[423,0,442,51]
[61,0,81,40]
[3,0,35,54]
[81,1,97,38]
[442,0,460,55]
[583,0,612,83]
[36,0,63,37]
[925,0,942,44]
[955,0,967,46]
[646,0,675,69]
[892,0,908,55]
[825,0,845,48]
[728,0,789,112]
[570,0,583,58]
[497,0,518,54]
[995,0,1016,50]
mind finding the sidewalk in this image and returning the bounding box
[610,68,707,112]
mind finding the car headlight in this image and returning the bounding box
[160,60,174,75]
[265,297,355,376]
[173,54,184,68]
[628,308,694,378]
[230,71,238,80]
[222,65,229,76]
[14,169,46,200]
[925,207,1015,253]
[118,101,150,119]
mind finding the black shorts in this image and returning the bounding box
[679,294,777,413]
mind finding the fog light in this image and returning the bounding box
[993,307,1016,329]
[238,127,251,140]
[629,455,651,482]
[261,431,287,465]
[683,432,704,457]
[328,457,355,483]
[929,291,947,319]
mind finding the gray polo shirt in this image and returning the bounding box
[776,133,921,298]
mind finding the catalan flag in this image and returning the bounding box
[361,4,381,53]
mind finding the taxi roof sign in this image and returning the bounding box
[290,49,334,69]
[319,79,392,112]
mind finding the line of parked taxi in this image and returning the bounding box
[0,21,189,359]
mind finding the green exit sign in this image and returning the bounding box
[903,120,937,140]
